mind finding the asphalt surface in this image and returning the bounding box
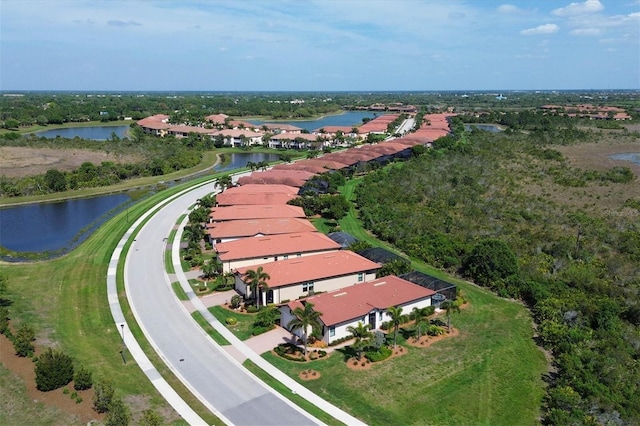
[124,181,318,425]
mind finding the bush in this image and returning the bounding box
[73,365,93,390]
[274,343,306,361]
[246,305,259,314]
[13,324,36,357]
[0,307,9,335]
[365,346,392,362]
[225,317,238,325]
[425,325,446,336]
[34,348,75,392]
[229,294,241,309]
[93,378,115,413]
[251,325,272,336]
[104,397,130,426]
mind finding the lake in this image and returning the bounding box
[0,152,280,259]
[249,110,379,131]
[35,125,130,140]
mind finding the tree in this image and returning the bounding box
[104,397,130,426]
[287,302,323,356]
[34,348,74,391]
[0,307,9,335]
[377,259,411,278]
[440,300,460,333]
[93,378,115,413]
[243,266,270,308]
[246,161,258,171]
[182,223,203,249]
[0,274,9,306]
[257,161,269,171]
[13,324,35,357]
[386,306,408,348]
[216,174,233,192]
[201,257,222,279]
[464,239,519,287]
[412,306,432,340]
[44,169,67,192]
[346,321,373,360]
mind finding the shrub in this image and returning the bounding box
[73,365,93,390]
[70,391,78,399]
[75,397,83,404]
[13,324,36,357]
[274,343,306,361]
[229,295,241,309]
[93,378,115,413]
[328,335,353,346]
[104,397,130,426]
[0,307,9,335]
[365,346,392,362]
[34,348,74,391]
[246,305,259,314]
[425,325,446,336]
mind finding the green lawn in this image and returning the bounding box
[262,283,546,425]
[208,305,257,341]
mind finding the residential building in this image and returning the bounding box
[206,217,316,245]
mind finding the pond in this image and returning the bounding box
[0,152,280,259]
[464,124,503,133]
[35,125,130,140]
[0,193,132,258]
[249,110,379,132]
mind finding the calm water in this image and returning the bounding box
[0,152,279,258]
[610,152,640,165]
[249,110,379,131]
[214,152,282,172]
[465,124,503,133]
[0,193,131,256]
[35,125,129,140]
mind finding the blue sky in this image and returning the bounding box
[1,0,638,91]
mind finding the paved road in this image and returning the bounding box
[124,181,319,425]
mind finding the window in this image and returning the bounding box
[379,312,383,321]
[296,253,302,257]
[357,272,364,282]
[302,281,314,292]
[283,254,289,260]
[329,326,335,337]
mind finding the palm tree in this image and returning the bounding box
[216,175,233,192]
[183,223,203,249]
[287,302,323,356]
[246,161,258,171]
[386,306,408,348]
[243,266,270,308]
[412,306,431,340]
[257,161,269,171]
[440,300,460,334]
[346,321,373,360]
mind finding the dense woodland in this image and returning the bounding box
[354,116,640,425]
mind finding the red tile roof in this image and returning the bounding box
[206,218,316,240]
[288,275,435,326]
[215,191,299,206]
[237,170,316,187]
[205,113,229,124]
[235,250,380,289]
[216,231,340,261]
[223,184,299,195]
[272,162,331,174]
[209,204,306,222]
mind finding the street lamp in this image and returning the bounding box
[120,323,127,364]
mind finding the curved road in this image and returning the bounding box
[124,180,319,425]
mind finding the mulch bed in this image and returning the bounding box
[0,333,104,424]
[346,345,408,371]
[298,369,321,381]
[405,327,459,348]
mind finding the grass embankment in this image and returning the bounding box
[0,178,224,425]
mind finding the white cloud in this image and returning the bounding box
[570,28,602,35]
[521,24,560,35]
[552,0,604,16]
[497,4,525,14]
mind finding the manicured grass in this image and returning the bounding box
[171,282,189,301]
[208,305,256,341]
[310,217,339,234]
[262,285,546,426]
[191,311,231,346]
[242,359,344,426]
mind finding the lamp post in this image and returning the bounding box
[120,323,127,364]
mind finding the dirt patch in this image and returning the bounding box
[0,147,137,178]
[346,345,408,371]
[0,333,104,424]
[405,327,460,349]
[555,140,640,174]
[298,369,321,381]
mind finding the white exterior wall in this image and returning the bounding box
[221,248,339,273]
[271,271,376,304]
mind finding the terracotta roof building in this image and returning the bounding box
[209,204,306,222]
[234,250,380,304]
[206,217,316,245]
[281,275,435,344]
[215,231,341,272]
